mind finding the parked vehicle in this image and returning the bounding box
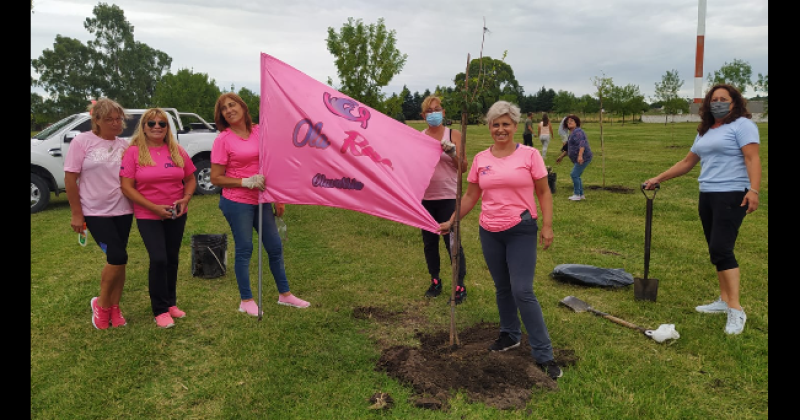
[31,108,220,214]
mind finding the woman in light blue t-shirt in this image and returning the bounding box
[643,84,762,336]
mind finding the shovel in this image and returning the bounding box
[560,296,680,343]
[634,184,659,301]
[559,295,648,335]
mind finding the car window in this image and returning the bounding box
[120,114,141,138]
[32,115,81,140]
[74,120,92,133]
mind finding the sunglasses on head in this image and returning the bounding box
[147,121,168,128]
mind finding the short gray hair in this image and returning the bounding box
[485,101,521,125]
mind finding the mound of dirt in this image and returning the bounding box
[354,306,578,410]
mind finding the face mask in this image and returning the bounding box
[426,111,443,127]
[710,101,731,119]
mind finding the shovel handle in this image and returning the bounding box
[641,183,659,200]
[590,309,648,333]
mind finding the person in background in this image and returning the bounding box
[555,114,592,201]
[120,108,197,329]
[418,95,468,304]
[558,116,569,146]
[537,112,556,160]
[210,92,310,316]
[523,112,535,147]
[643,83,761,335]
[64,98,134,330]
[437,100,561,380]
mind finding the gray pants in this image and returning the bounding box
[540,134,551,158]
[479,211,554,363]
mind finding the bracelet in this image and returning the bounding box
[184,193,193,197]
[749,189,759,195]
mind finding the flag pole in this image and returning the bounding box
[258,202,263,321]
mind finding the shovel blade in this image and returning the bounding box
[559,295,590,313]
[634,277,659,301]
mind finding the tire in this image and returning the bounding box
[31,173,51,214]
[194,160,221,195]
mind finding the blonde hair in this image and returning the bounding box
[485,101,521,125]
[128,108,184,167]
[89,98,127,136]
[420,95,442,114]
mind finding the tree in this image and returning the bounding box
[451,54,521,122]
[613,84,647,125]
[552,90,578,115]
[706,58,753,96]
[151,69,221,122]
[400,85,416,120]
[653,69,689,125]
[326,17,407,112]
[31,2,172,118]
[31,35,100,116]
[84,3,171,108]
[591,71,613,188]
[237,87,261,124]
[754,73,768,115]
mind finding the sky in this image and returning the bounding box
[30,0,768,104]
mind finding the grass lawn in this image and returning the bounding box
[31,120,767,419]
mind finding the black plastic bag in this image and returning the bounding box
[191,234,227,279]
[549,264,634,288]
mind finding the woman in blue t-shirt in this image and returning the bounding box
[643,84,762,336]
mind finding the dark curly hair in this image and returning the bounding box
[698,84,752,136]
[562,114,581,131]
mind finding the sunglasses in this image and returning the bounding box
[146,121,168,128]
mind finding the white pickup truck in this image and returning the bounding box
[31,107,220,213]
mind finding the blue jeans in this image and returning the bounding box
[478,211,554,363]
[219,196,289,299]
[570,159,591,196]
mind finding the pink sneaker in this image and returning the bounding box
[109,305,127,327]
[154,312,175,328]
[90,297,110,330]
[238,300,259,316]
[168,306,186,318]
[277,294,310,308]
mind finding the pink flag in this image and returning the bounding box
[259,53,441,233]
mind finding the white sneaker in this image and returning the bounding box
[580,195,586,200]
[568,195,582,201]
[724,307,747,335]
[695,297,728,313]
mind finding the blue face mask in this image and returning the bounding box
[710,101,731,119]
[426,111,443,127]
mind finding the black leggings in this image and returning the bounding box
[698,191,748,271]
[84,214,133,265]
[421,199,466,285]
[136,215,187,316]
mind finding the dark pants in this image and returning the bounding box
[136,215,187,316]
[523,133,533,147]
[421,199,466,286]
[84,214,133,265]
[479,210,554,363]
[698,191,748,271]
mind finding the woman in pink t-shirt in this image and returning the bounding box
[418,95,469,304]
[437,101,561,380]
[210,92,309,316]
[120,108,197,329]
[64,97,134,330]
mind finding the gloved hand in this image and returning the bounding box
[440,138,457,158]
[242,174,265,191]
